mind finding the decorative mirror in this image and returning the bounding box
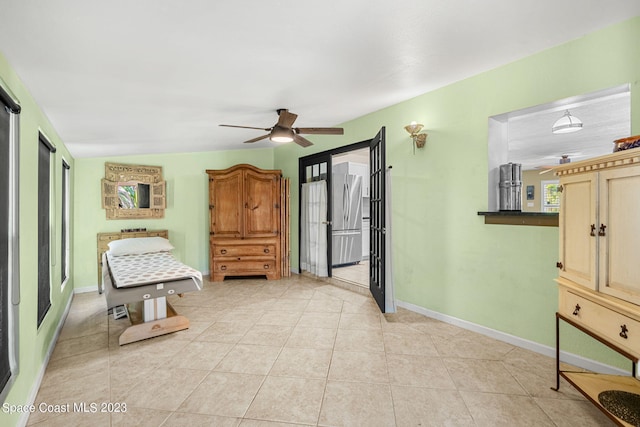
[101,162,166,219]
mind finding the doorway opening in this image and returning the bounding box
[330,147,369,288]
[298,127,387,312]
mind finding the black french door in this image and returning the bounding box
[369,127,386,312]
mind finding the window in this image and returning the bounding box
[542,180,561,212]
[37,133,55,327]
[0,82,20,402]
[61,159,70,287]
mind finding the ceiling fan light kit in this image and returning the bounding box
[270,126,294,143]
[219,109,344,148]
[552,110,583,134]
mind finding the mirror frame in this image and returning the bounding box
[101,162,166,219]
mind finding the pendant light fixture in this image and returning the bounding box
[552,110,583,134]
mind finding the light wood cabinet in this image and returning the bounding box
[557,157,640,303]
[207,164,283,281]
[554,148,640,425]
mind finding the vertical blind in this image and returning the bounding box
[0,104,11,392]
[0,82,19,397]
[37,134,55,327]
[61,160,70,284]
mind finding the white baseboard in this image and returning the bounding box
[396,299,627,376]
[18,291,74,427]
[73,285,98,294]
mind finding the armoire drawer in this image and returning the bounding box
[213,259,277,274]
[212,244,276,257]
[560,288,640,356]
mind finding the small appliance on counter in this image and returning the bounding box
[498,162,522,211]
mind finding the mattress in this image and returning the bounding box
[102,252,202,309]
[106,251,202,288]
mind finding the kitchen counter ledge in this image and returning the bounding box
[477,211,558,227]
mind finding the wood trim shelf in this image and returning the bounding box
[477,211,558,227]
[561,372,640,427]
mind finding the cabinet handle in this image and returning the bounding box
[264,264,270,269]
[264,248,270,254]
[220,249,227,254]
[590,224,596,236]
[598,224,607,237]
[572,304,581,316]
[620,324,629,339]
[556,262,563,269]
[220,265,227,271]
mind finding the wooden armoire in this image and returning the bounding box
[207,164,289,281]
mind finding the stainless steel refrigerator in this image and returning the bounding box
[332,173,363,266]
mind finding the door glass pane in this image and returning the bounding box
[319,162,327,180]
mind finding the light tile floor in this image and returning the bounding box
[27,275,615,426]
[331,261,369,288]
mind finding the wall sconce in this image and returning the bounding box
[404,121,427,154]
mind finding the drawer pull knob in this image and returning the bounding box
[220,265,227,271]
[590,224,596,236]
[620,324,629,339]
[264,264,270,269]
[572,304,581,316]
[220,249,227,254]
[264,248,270,253]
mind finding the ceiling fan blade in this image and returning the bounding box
[276,109,298,128]
[243,134,270,144]
[295,127,344,135]
[220,124,271,131]
[293,134,313,148]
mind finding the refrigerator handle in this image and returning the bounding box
[343,182,348,224]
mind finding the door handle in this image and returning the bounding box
[322,221,332,225]
[598,224,607,236]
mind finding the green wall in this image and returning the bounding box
[0,54,75,426]
[72,149,275,288]
[274,16,640,365]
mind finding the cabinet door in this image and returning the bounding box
[244,169,280,237]
[559,172,598,290]
[210,169,243,237]
[598,165,640,304]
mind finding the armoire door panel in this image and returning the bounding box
[559,173,597,290]
[211,171,243,237]
[244,169,280,237]
[598,165,640,304]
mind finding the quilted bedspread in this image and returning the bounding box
[106,251,203,288]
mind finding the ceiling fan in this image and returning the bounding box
[219,108,344,147]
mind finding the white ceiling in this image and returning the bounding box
[506,86,631,170]
[0,1,638,158]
